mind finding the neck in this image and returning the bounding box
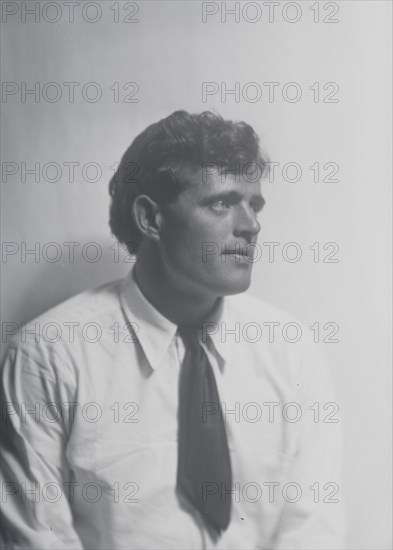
[133,250,220,328]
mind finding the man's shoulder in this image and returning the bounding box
[30,279,123,326]
[224,292,332,391]
[5,279,125,358]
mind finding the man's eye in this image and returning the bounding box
[250,201,264,214]
[212,200,230,209]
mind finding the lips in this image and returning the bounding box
[224,251,249,256]
[223,248,255,262]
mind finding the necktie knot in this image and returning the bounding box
[177,326,200,349]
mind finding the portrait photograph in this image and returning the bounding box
[1,1,392,549]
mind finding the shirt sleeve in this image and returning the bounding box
[1,338,85,550]
[272,340,348,550]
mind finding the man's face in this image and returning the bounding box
[157,169,264,298]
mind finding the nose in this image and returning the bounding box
[233,204,261,240]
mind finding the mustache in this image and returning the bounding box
[201,241,259,263]
[222,242,258,259]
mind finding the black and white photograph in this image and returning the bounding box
[0,1,392,549]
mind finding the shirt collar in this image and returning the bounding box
[120,268,178,370]
[120,267,234,370]
[199,296,233,367]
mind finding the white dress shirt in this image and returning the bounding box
[1,268,347,549]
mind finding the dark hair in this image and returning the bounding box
[109,110,268,254]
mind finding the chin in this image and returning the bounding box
[213,274,252,296]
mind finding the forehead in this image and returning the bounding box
[181,166,262,198]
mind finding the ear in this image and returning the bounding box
[132,194,163,244]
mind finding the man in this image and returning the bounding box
[1,111,346,548]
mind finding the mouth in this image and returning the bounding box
[222,250,254,263]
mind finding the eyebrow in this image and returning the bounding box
[200,190,265,209]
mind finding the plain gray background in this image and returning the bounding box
[1,1,392,548]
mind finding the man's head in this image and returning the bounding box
[109,110,268,298]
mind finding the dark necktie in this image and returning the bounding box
[176,327,232,534]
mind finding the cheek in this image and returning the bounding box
[162,229,221,276]
[163,211,223,250]
[160,221,199,267]
[160,205,232,272]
